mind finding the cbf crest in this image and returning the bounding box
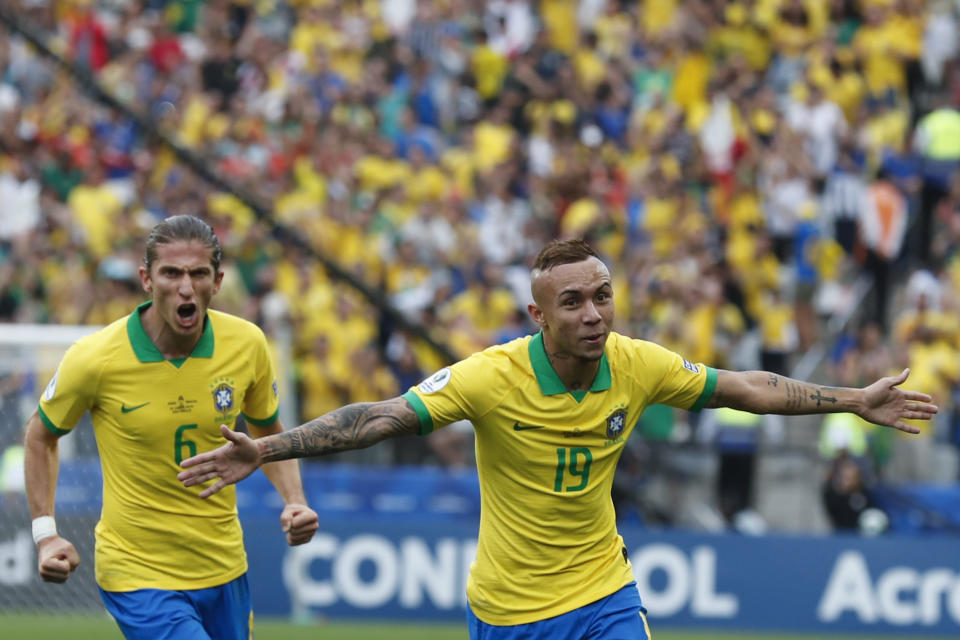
[210,377,236,415]
[606,409,627,440]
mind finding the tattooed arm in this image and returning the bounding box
[704,371,848,413]
[178,397,420,498]
[261,398,419,461]
[704,368,937,433]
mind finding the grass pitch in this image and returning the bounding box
[0,612,952,639]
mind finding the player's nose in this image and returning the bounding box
[582,301,602,323]
[177,275,195,296]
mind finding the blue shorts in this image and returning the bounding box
[99,574,252,640]
[467,581,651,640]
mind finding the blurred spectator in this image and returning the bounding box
[820,144,865,255]
[66,163,124,259]
[0,156,40,241]
[710,407,762,529]
[821,448,876,532]
[297,334,348,424]
[201,35,241,102]
[785,79,849,179]
[819,405,882,533]
[859,169,908,330]
[931,170,960,263]
[759,288,797,374]
[922,1,958,90]
[912,92,960,258]
[889,267,960,482]
[485,0,536,58]
[68,1,109,72]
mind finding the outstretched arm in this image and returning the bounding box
[179,397,420,498]
[704,368,937,433]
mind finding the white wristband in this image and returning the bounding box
[32,516,57,544]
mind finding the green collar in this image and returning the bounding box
[127,301,214,364]
[528,332,611,398]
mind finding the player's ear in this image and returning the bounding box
[139,265,152,294]
[213,270,224,294]
[527,303,545,328]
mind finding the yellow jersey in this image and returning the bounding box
[403,331,715,625]
[38,302,279,592]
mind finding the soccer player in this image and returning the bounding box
[24,215,319,640]
[178,239,937,640]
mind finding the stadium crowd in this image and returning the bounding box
[2,0,960,528]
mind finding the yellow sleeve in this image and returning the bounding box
[630,339,717,411]
[37,338,100,435]
[240,328,280,426]
[401,351,505,435]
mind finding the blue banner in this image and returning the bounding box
[241,513,960,635]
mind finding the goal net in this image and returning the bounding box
[0,324,105,614]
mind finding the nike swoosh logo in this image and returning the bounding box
[513,422,544,431]
[121,402,150,413]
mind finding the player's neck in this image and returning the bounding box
[544,350,600,392]
[140,306,203,360]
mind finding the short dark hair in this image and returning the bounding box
[144,215,222,273]
[531,239,599,273]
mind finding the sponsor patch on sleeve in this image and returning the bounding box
[418,368,452,394]
[43,370,59,401]
[682,359,700,374]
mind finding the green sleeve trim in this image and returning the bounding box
[689,367,718,412]
[37,406,71,436]
[401,390,434,436]
[242,407,280,427]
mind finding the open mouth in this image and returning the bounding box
[177,303,198,325]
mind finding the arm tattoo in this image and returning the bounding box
[260,398,420,462]
[705,371,844,413]
[783,382,839,411]
[808,388,838,408]
[784,381,805,411]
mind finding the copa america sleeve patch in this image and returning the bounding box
[418,368,452,394]
[682,359,700,374]
[43,370,59,401]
